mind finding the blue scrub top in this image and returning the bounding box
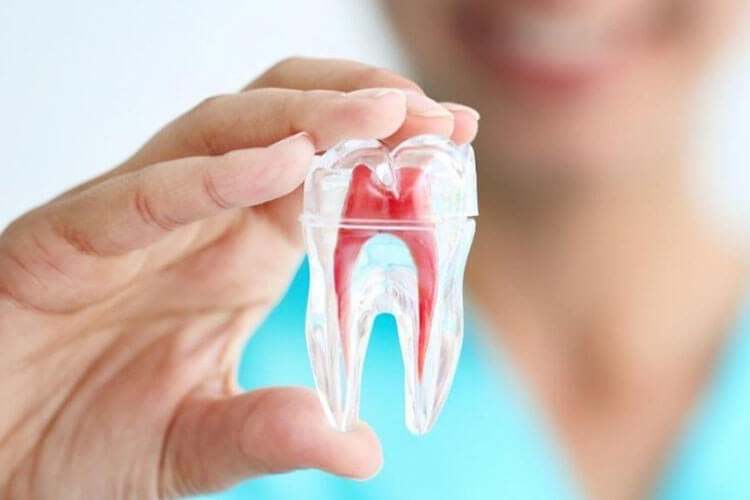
[198,262,750,499]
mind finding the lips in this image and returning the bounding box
[451,2,660,93]
[334,164,437,378]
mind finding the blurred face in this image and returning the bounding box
[383,0,742,188]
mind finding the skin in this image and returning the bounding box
[0,59,478,498]
[382,0,748,498]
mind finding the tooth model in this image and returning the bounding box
[300,134,477,434]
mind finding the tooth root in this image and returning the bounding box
[398,221,475,435]
[333,228,373,365]
[395,229,436,378]
[395,228,438,434]
[306,225,376,431]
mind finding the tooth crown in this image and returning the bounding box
[302,134,478,225]
[301,134,477,435]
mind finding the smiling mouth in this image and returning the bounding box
[452,2,664,93]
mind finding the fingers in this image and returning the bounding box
[54,132,315,256]
[250,56,424,94]
[250,57,477,147]
[0,134,315,309]
[31,90,478,264]
[442,102,480,144]
[196,88,408,152]
[130,58,479,169]
[160,387,382,497]
[0,133,316,310]
[128,87,409,168]
[180,87,474,155]
[380,91,454,148]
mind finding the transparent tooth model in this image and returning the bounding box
[300,134,478,435]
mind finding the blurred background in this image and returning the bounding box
[0,0,748,236]
[0,0,403,225]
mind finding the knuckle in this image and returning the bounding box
[286,87,307,113]
[191,94,231,155]
[133,185,181,231]
[0,243,33,304]
[45,201,103,257]
[194,93,226,113]
[201,169,234,210]
[261,56,307,84]
[285,90,311,132]
[159,401,204,497]
[53,219,99,257]
[0,219,68,308]
[274,55,307,71]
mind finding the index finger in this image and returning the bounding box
[250,57,475,148]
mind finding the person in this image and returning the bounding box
[0,1,746,499]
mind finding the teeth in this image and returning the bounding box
[302,136,476,434]
[499,14,613,66]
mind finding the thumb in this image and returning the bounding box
[159,387,382,497]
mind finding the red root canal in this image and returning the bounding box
[333,164,437,378]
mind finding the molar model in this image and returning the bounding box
[300,135,477,434]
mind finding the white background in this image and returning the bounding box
[1,0,747,235]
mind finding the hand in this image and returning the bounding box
[0,57,479,499]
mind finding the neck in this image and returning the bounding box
[467,159,747,394]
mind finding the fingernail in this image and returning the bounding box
[405,91,453,118]
[441,102,480,120]
[274,131,314,148]
[346,88,406,101]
